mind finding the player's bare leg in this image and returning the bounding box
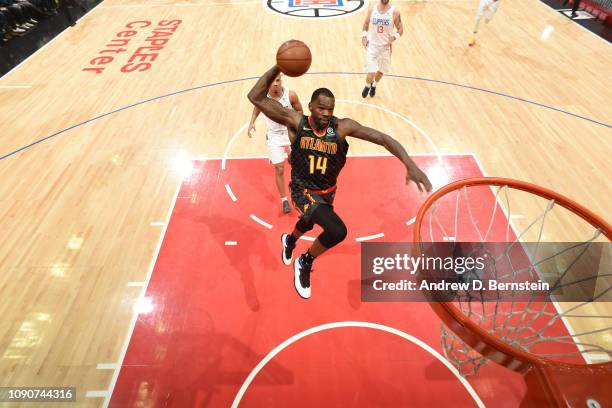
[370,71,384,97]
[290,226,305,241]
[285,228,329,257]
[305,239,327,258]
[470,1,499,46]
[274,162,290,213]
[292,206,347,299]
[470,15,482,46]
[363,72,376,98]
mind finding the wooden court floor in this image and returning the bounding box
[0,0,610,406]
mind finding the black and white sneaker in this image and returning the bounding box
[361,86,370,98]
[369,85,376,97]
[281,233,296,266]
[293,254,312,299]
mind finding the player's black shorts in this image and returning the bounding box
[289,181,337,221]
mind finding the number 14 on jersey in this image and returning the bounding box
[308,155,328,175]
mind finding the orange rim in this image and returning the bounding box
[412,177,612,372]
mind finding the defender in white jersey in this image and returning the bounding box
[248,73,303,213]
[469,0,500,46]
[361,0,404,98]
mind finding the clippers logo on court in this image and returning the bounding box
[266,0,364,19]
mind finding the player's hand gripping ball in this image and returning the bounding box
[276,40,312,77]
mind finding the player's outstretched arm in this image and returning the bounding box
[247,65,301,132]
[338,118,432,192]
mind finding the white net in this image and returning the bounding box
[418,183,612,377]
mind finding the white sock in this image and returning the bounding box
[281,197,288,202]
[371,81,377,88]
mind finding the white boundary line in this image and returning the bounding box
[222,123,249,170]
[355,232,385,242]
[249,214,273,229]
[86,390,109,398]
[470,153,487,178]
[299,235,316,242]
[102,176,183,408]
[225,241,238,246]
[470,153,592,365]
[96,363,118,370]
[225,184,238,201]
[231,321,485,408]
[586,353,611,362]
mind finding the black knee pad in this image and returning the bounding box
[312,206,347,248]
[296,218,315,233]
[319,221,347,248]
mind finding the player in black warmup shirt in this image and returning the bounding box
[248,65,432,299]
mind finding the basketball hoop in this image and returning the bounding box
[413,177,611,407]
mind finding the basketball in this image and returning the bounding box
[276,40,312,77]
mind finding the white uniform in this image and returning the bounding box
[265,87,292,165]
[365,5,396,73]
[475,0,499,29]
